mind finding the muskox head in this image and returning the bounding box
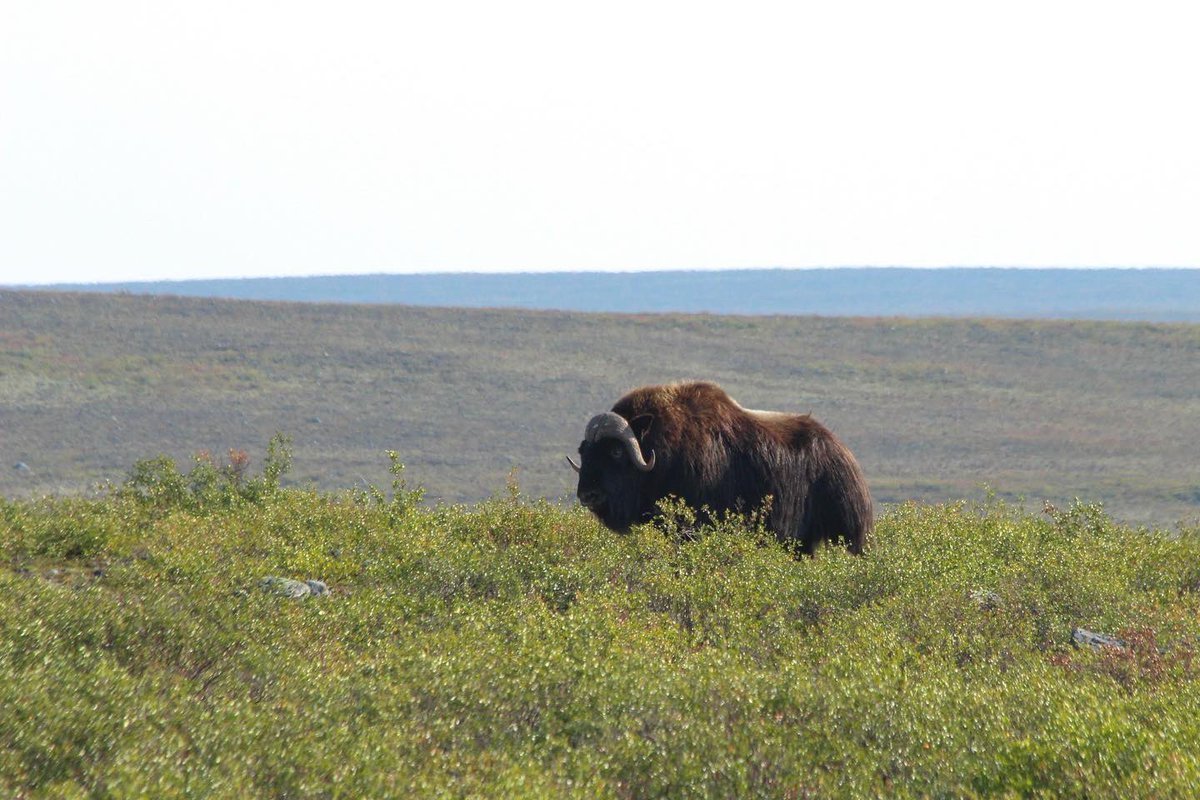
[566,411,655,533]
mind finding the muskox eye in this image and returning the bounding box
[609,443,623,460]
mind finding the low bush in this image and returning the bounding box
[2,457,1198,797]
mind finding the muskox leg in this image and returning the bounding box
[794,495,822,556]
[803,475,869,555]
[767,491,825,556]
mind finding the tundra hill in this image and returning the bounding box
[25,267,1200,322]
[1,289,1198,526]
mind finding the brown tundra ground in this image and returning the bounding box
[1,289,1197,527]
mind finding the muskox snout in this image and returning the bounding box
[577,488,605,511]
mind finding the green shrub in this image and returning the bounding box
[2,459,1199,797]
[117,432,293,516]
[0,496,122,559]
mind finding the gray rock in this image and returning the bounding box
[13,462,33,475]
[1071,627,1128,651]
[968,589,1003,611]
[259,576,329,599]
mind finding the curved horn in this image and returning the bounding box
[583,412,656,472]
[565,455,581,473]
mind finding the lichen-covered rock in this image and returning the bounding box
[259,576,329,599]
[1071,627,1128,651]
[968,589,1002,610]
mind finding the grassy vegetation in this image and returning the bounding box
[2,290,1198,527]
[3,446,1200,797]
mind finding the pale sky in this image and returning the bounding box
[2,1,1198,286]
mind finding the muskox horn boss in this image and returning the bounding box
[581,411,655,471]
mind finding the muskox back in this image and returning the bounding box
[587,381,873,554]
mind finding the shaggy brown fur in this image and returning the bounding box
[573,381,873,554]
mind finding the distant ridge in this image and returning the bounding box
[21,268,1200,322]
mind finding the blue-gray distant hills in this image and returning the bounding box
[25,268,1200,321]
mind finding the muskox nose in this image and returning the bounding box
[577,488,605,510]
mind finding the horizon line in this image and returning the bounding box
[7,264,1199,289]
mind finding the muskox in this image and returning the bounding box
[567,381,873,554]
